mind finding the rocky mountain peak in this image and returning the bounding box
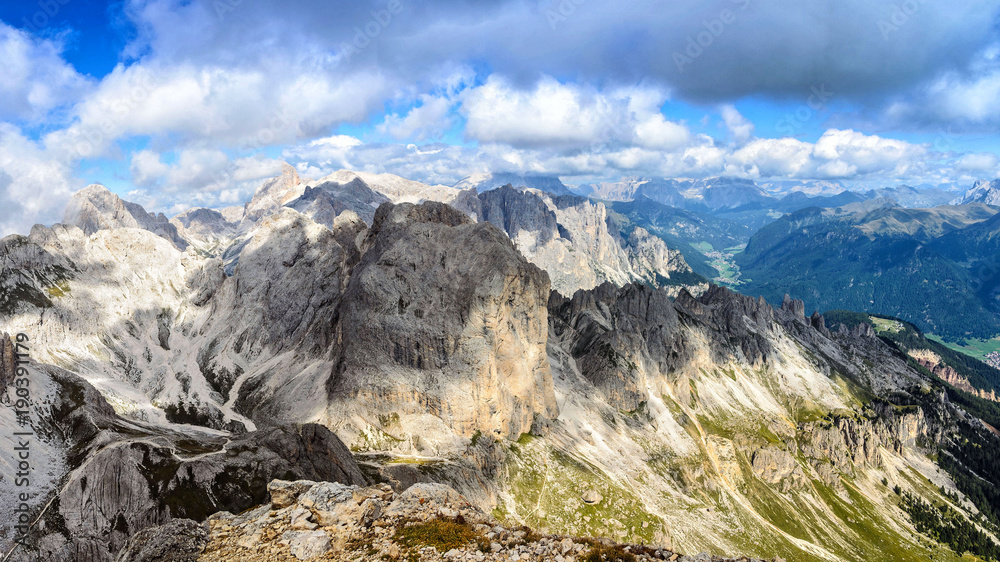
[63,183,188,249]
[454,171,573,196]
[953,178,1000,205]
[781,293,806,319]
[170,207,237,241]
[286,176,389,225]
[243,162,304,222]
[370,199,472,232]
[326,200,556,446]
[472,184,560,247]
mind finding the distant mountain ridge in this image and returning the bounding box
[453,172,574,195]
[736,200,1000,339]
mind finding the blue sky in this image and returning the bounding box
[1,0,1000,234]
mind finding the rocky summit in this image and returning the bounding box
[1,166,999,562]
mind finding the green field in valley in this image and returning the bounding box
[926,334,1000,361]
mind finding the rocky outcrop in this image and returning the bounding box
[750,447,806,492]
[0,232,75,317]
[798,407,937,478]
[131,479,772,562]
[624,226,687,285]
[324,201,557,445]
[1,360,365,562]
[780,294,806,322]
[450,185,697,296]
[550,282,683,411]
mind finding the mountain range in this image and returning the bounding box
[736,199,1000,341]
[1,166,1000,561]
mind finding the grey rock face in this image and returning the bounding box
[327,201,558,443]
[383,482,475,518]
[475,184,560,246]
[112,519,208,562]
[202,208,359,403]
[268,480,324,509]
[625,225,688,286]
[780,293,806,321]
[551,282,683,411]
[750,447,806,492]
[0,231,74,317]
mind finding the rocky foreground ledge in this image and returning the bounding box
[115,480,784,562]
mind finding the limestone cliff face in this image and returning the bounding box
[548,194,635,290]
[798,407,936,477]
[550,282,683,411]
[909,348,999,402]
[750,447,806,492]
[200,209,356,367]
[325,202,558,447]
[625,226,683,284]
